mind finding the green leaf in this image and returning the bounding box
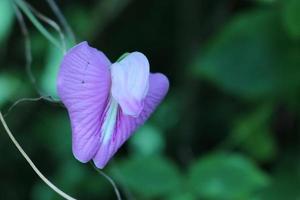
[259,153,300,200]
[129,124,165,156]
[231,105,277,162]
[282,0,300,39]
[167,193,196,200]
[193,10,300,100]
[255,0,277,4]
[0,74,22,107]
[0,0,14,43]
[188,153,269,200]
[111,156,182,198]
[31,183,54,200]
[151,96,181,131]
[116,52,130,62]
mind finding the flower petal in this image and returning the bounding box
[111,52,150,117]
[93,73,169,168]
[57,41,111,163]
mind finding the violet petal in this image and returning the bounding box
[93,73,169,168]
[57,41,111,163]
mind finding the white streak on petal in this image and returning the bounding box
[93,73,169,169]
[100,97,119,144]
[111,52,150,117]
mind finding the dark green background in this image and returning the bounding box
[0,0,299,199]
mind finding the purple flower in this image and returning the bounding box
[57,42,169,168]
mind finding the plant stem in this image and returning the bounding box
[0,112,76,200]
[46,0,76,46]
[91,162,122,200]
[13,0,63,51]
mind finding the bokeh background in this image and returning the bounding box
[1,0,300,199]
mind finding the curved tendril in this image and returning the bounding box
[12,4,35,87]
[9,2,121,200]
[13,0,63,52]
[46,0,76,45]
[23,1,66,54]
[13,2,62,103]
[4,97,45,117]
[4,96,63,118]
[0,112,76,200]
[90,162,122,200]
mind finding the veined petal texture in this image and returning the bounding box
[57,42,111,163]
[57,42,169,169]
[93,73,169,168]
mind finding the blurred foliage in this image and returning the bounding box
[230,104,276,162]
[0,74,21,106]
[41,45,63,98]
[188,153,269,200]
[282,0,300,40]
[129,124,165,156]
[194,9,300,100]
[111,156,182,199]
[0,0,300,200]
[0,0,14,44]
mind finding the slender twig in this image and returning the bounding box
[46,0,76,45]
[13,3,62,103]
[3,96,63,117]
[0,112,76,200]
[12,4,35,87]
[4,97,45,117]
[13,0,63,51]
[110,164,135,200]
[24,1,66,54]
[91,162,122,200]
[87,0,132,40]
